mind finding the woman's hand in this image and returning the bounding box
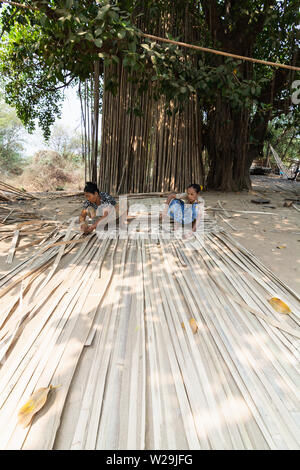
[80,223,89,233]
[87,211,109,233]
[166,193,177,205]
[88,223,97,232]
[79,209,88,225]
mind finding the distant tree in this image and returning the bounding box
[46,123,83,164]
[0,101,26,175]
[19,149,83,190]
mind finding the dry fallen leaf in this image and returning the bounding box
[268,297,291,315]
[189,318,198,334]
[18,385,59,428]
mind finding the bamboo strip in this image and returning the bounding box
[6,230,19,264]
[1,208,15,222]
[177,244,280,449]
[145,239,201,450]
[1,1,299,71]
[0,263,53,361]
[0,233,64,292]
[0,234,88,340]
[34,220,76,295]
[217,200,232,218]
[153,244,216,448]
[140,238,165,449]
[292,204,300,213]
[158,238,232,449]
[217,231,300,305]
[124,240,146,449]
[182,236,299,449]
[5,237,113,449]
[201,257,300,339]
[197,248,300,414]
[0,240,99,413]
[202,235,299,381]
[141,32,300,71]
[0,191,12,202]
[0,180,37,199]
[210,233,300,342]
[0,235,97,399]
[197,234,300,364]
[71,238,123,450]
[198,234,300,381]
[211,231,300,317]
[166,242,251,449]
[0,209,299,450]
[0,253,99,449]
[95,241,135,449]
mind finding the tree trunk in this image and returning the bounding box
[206,98,251,191]
[247,111,271,166]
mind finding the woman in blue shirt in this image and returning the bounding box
[163,183,204,234]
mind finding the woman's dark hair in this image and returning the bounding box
[84,181,99,194]
[187,183,201,193]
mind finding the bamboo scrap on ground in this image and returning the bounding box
[292,204,300,213]
[0,213,299,450]
[6,230,19,264]
[0,181,38,200]
[0,206,40,225]
[0,191,12,202]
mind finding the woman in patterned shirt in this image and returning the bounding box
[79,182,118,234]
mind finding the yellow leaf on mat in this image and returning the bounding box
[268,297,291,315]
[189,318,198,334]
[18,385,58,428]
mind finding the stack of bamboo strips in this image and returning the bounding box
[0,181,38,201]
[0,214,299,450]
[1,220,68,264]
[251,175,300,197]
[0,192,11,202]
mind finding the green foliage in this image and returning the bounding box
[0,101,26,175]
[0,0,299,138]
[265,114,300,165]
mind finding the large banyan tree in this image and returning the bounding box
[0,0,299,192]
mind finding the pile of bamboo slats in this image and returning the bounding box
[0,181,38,201]
[43,191,84,200]
[0,192,11,202]
[251,175,300,197]
[0,214,299,450]
[115,191,173,200]
[1,219,68,264]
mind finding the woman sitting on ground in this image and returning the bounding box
[163,183,204,234]
[79,182,119,234]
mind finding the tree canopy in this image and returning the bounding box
[0,1,299,190]
[0,99,25,175]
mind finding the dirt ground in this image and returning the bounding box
[1,175,300,294]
